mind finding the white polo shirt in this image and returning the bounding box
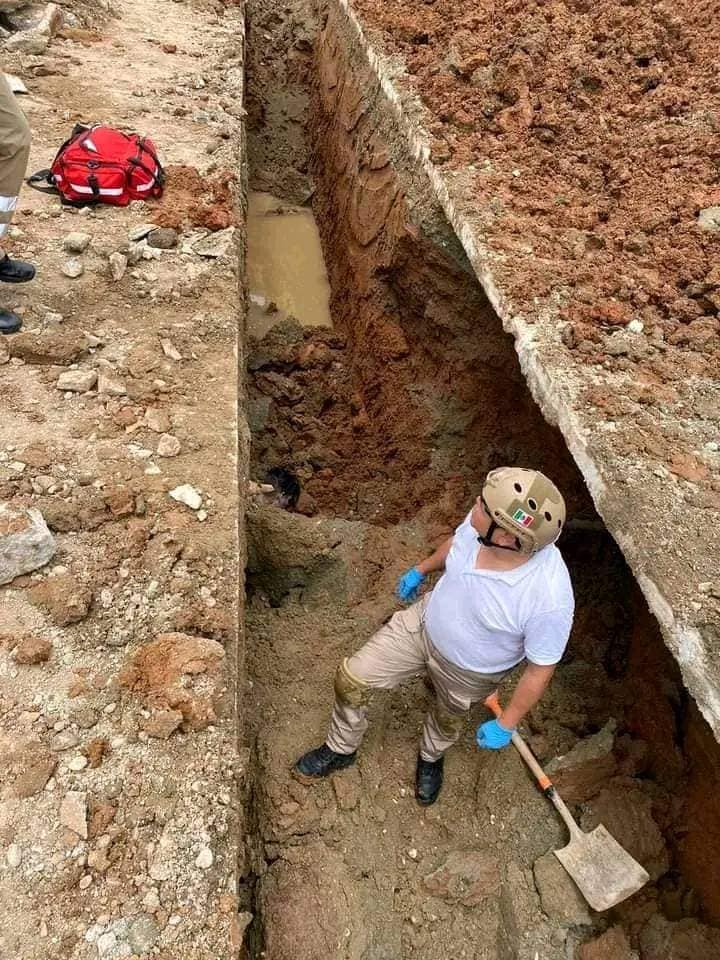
[424,513,574,673]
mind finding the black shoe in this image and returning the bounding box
[293,744,357,782]
[0,308,22,334]
[0,255,35,283]
[416,755,444,806]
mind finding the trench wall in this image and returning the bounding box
[305,1,720,926]
[308,11,592,529]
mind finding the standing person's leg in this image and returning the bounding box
[293,597,430,780]
[0,72,33,333]
[415,638,510,804]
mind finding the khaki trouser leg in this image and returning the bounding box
[326,597,429,755]
[327,595,511,760]
[0,74,31,241]
[420,641,509,762]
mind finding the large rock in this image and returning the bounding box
[532,850,592,926]
[0,505,56,585]
[10,330,88,365]
[192,226,235,258]
[423,850,501,906]
[580,780,669,881]
[639,914,720,959]
[546,720,617,803]
[580,927,638,960]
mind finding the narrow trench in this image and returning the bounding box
[240,1,720,957]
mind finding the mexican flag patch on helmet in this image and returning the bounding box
[513,508,534,527]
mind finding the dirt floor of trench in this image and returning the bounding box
[242,1,720,958]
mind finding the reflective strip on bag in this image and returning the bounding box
[68,183,124,196]
[0,195,18,213]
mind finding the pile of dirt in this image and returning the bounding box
[119,632,226,731]
[351,0,720,364]
[150,164,237,232]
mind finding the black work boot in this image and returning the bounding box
[415,755,444,806]
[0,255,35,283]
[293,744,357,783]
[0,308,22,334]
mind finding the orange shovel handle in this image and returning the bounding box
[484,690,553,793]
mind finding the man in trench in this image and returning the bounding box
[0,72,35,334]
[293,467,575,805]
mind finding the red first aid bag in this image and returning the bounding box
[28,124,165,206]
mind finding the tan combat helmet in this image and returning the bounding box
[482,467,566,554]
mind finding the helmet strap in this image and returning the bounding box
[477,520,522,553]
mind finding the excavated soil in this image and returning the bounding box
[351,0,720,358]
[243,1,720,957]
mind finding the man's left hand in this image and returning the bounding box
[476,718,514,750]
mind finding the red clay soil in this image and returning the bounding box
[151,164,237,231]
[350,0,720,364]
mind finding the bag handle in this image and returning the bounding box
[137,137,165,186]
[26,169,58,195]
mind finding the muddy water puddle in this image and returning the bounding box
[246,191,332,337]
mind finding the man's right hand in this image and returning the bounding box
[396,567,426,602]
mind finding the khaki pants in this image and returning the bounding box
[327,596,511,762]
[0,73,31,241]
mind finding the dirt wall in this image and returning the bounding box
[249,7,594,532]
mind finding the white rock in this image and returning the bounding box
[62,258,84,279]
[37,2,64,37]
[627,319,644,334]
[157,434,181,457]
[79,874,92,889]
[69,755,88,772]
[195,847,213,869]
[6,843,22,868]
[142,888,161,911]
[51,730,79,752]
[145,408,171,433]
[169,484,202,510]
[129,224,155,242]
[63,232,91,254]
[96,931,117,957]
[0,504,56,585]
[57,369,97,392]
[44,311,64,325]
[192,227,235,259]
[698,207,720,232]
[160,338,182,361]
[5,32,49,55]
[108,252,128,282]
[60,790,87,838]
[97,372,126,396]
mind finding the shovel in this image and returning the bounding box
[484,692,649,911]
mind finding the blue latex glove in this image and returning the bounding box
[476,718,514,751]
[396,566,426,602]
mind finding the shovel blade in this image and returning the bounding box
[554,823,650,912]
